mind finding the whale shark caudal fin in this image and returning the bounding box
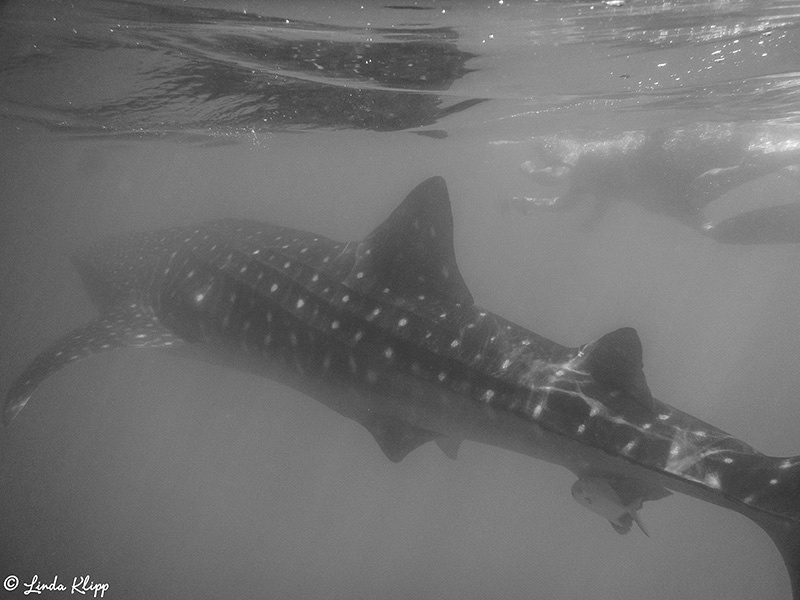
[3,303,180,424]
[737,454,800,600]
[756,514,800,600]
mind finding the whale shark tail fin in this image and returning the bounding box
[749,510,800,600]
[730,453,800,599]
[755,454,800,599]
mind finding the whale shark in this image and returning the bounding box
[4,177,800,598]
[498,122,800,244]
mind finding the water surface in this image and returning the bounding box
[2,1,800,599]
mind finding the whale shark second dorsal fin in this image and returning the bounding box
[344,176,474,307]
[577,327,655,413]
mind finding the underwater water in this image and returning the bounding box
[2,1,800,598]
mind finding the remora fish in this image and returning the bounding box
[571,475,654,537]
[4,177,800,597]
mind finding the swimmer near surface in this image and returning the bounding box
[4,177,800,598]
[500,122,800,244]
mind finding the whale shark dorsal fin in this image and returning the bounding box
[578,327,655,413]
[345,176,474,306]
[3,303,181,424]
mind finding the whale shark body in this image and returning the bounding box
[5,177,800,597]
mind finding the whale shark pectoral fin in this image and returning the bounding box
[578,327,655,413]
[359,414,440,463]
[3,303,181,424]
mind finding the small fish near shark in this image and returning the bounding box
[4,177,800,598]
[571,474,661,537]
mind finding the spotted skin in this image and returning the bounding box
[4,176,800,598]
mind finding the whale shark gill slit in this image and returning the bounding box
[4,176,800,598]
